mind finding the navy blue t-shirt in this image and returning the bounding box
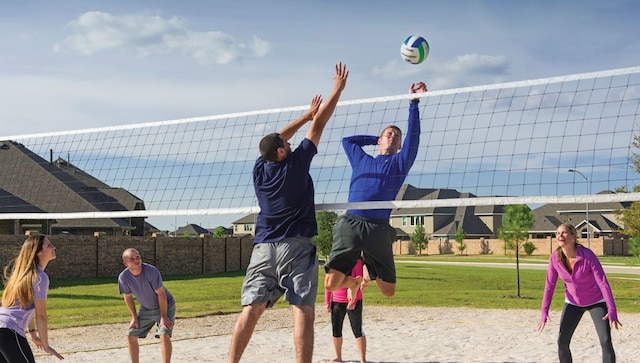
[253,138,318,243]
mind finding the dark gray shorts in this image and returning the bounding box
[241,237,319,307]
[127,304,176,338]
[325,213,397,283]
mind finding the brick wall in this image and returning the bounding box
[393,237,627,256]
[0,235,255,279]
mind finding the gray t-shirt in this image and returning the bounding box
[0,267,49,337]
[118,263,174,309]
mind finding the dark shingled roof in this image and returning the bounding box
[0,140,145,230]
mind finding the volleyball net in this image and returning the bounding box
[1,66,640,225]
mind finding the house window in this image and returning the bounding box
[402,217,407,227]
[410,216,424,226]
[245,224,253,232]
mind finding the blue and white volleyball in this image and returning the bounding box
[400,35,429,64]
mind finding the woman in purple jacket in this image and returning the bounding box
[537,223,621,363]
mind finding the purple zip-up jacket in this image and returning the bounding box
[540,245,618,322]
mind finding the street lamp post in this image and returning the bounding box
[568,169,590,249]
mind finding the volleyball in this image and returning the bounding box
[401,35,429,64]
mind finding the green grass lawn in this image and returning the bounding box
[30,256,640,329]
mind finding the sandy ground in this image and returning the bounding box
[32,306,639,363]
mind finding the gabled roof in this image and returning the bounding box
[530,190,629,233]
[432,206,495,237]
[0,140,144,229]
[392,188,463,215]
[232,213,258,224]
[392,184,505,237]
[53,157,145,211]
[0,188,44,213]
[176,223,211,236]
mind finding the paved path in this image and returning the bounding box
[396,259,640,275]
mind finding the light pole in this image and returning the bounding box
[568,169,590,249]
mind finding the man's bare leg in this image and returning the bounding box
[127,336,140,363]
[325,268,363,293]
[227,303,267,363]
[292,304,315,363]
[373,279,395,297]
[159,334,172,363]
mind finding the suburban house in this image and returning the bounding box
[229,185,507,241]
[530,190,630,241]
[390,184,506,240]
[174,223,212,237]
[228,185,634,252]
[0,140,148,236]
[232,213,257,236]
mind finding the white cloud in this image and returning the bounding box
[371,59,424,79]
[53,11,270,65]
[371,53,509,89]
[445,53,509,74]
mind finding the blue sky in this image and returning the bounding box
[1,0,639,230]
[2,0,639,136]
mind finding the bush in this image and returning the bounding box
[523,241,537,256]
[629,237,640,258]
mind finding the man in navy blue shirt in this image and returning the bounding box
[228,63,349,363]
[324,82,427,308]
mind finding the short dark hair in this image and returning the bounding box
[380,125,402,138]
[259,133,284,161]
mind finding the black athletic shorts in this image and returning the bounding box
[325,213,397,283]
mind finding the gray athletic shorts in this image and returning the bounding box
[127,304,176,338]
[325,213,397,283]
[241,237,319,307]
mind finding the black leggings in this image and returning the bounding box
[330,300,364,338]
[0,328,35,363]
[557,302,615,363]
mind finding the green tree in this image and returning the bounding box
[411,220,428,255]
[629,237,640,259]
[615,198,640,257]
[313,211,338,260]
[212,226,228,238]
[613,134,640,256]
[455,226,467,255]
[498,204,534,298]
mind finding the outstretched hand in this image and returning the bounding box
[333,62,349,92]
[303,95,323,120]
[410,81,428,94]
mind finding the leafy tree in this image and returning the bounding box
[313,211,338,259]
[614,184,640,250]
[411,220,428,255]
[629,237,640,259]
[498,204,534,297]
[455,226,467,255]
[212,226,228,238]
[613,134,640,256]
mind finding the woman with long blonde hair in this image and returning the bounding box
[0,235,64,362]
